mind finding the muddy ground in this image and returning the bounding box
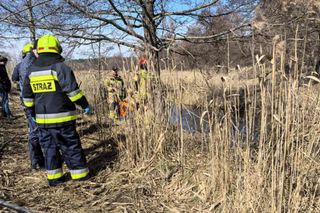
[0,92,181,213]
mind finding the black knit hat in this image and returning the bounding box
[112,65,119,72]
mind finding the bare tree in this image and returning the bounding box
[41,0,259,74]
[0,0,259,72]
[173,4,255,70]
[0,0,53,42]
[254,0,320,72]
[26,0,36,41]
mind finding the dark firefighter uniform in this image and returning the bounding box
[22,34,90,186]
[12,43,45,170]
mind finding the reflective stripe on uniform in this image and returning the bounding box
[23,98,34,107]
[29,70,58,81]
[67,89,84,102]
[38,47,59,51]
[70,168,89,180]
[30,70,58,78]
[36,111,77,124]
[30,75,58,82]
[47,168,63,180]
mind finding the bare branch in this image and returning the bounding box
[57,32,143,51]
[0,0,50,22]
[64,0,144,40]
[154,0,219,19]
[167,23,251,42]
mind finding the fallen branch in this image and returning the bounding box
[0,199,34,213]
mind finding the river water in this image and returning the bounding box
[168,104,260,142]
[168,105,210,133]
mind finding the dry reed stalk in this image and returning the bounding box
[64,31,320,211]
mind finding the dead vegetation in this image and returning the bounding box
[0,1,320,212]
[1,54,319,212]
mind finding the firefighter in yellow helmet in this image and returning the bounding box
[104,65,127,121]
[133,55,152,106]
[12,42,45,170]
[22,34,92,186]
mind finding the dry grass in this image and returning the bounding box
[0,49,319,212]
[159,68,258,105]
[67,61,319,212]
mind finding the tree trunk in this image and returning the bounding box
[26,0,36,42]
[141,0,160,75]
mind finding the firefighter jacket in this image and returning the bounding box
[104,75,127,102]
[22,53,89,128]
[12,52,36,95]
[133,69,152,98]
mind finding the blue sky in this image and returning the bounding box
[1,0,229,60]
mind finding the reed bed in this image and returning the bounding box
[72,51,319,212]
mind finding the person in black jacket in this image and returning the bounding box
[0,55,13,119]
[22,35,92,186]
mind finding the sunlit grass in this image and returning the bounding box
[74,58,319,211]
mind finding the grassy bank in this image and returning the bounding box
[73,60,319,211]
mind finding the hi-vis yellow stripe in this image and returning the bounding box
[36,115,77,124]
[24,101,34,107]
[70,168,89,180]
[48,172,63,180]
[30,75,58,82]
[23,98,34,107]
[69,91,84,102]
[47,169,63,180]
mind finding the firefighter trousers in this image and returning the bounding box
[38,124,89,186]
[25,108,44,169]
